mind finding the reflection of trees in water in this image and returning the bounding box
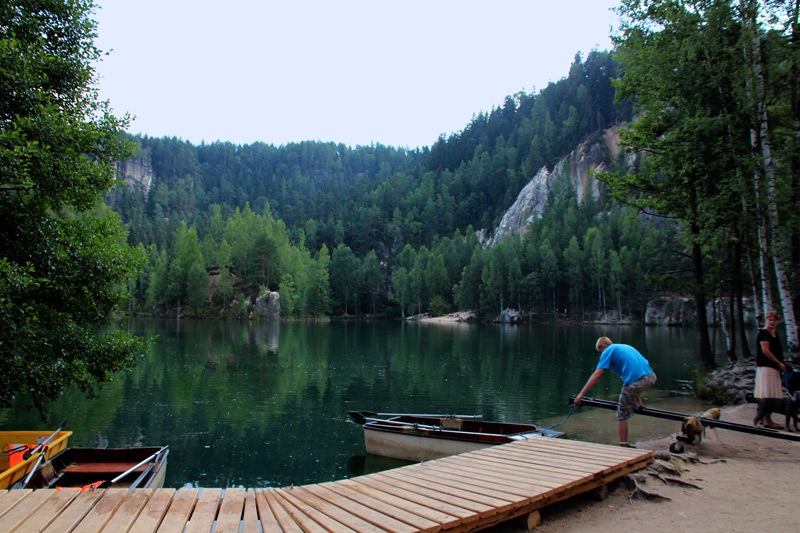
[1,320,721,488]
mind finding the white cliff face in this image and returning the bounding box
[486,127,621,246]
[116,154,154,196]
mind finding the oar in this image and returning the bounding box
[81,446,169,491]
[350,411,483,421]
[23,419,67,460]
[348,412,441,430]
[127,447,169,490]
[10,420,68,490]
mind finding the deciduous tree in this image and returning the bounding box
[0,0,148,412]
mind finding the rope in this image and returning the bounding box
[541,404,575,431]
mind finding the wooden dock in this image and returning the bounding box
[0,438,652,532]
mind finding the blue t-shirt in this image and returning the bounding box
[596,344,654,386]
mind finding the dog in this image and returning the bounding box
[753,391,800,431]
[680,416,704,444]
[783,366,800,395]
[679,407,722,444]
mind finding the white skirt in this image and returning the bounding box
[755,366,782,399]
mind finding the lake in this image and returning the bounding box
[0,319,739,488]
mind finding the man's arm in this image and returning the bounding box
[575,368,605,405]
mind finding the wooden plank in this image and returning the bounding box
[184,487,221,533]
[280,486,386,533]
[444,452,594,485]
[13,489,80,533]
[420,460,565,495]
[127,488,175,533]
[342,477,459,528]
[42,489,105,533]
[443,453,588,483]
[387,467,518,511]
[485,442,641,469]
[483,445,641,476]
[368,471,492,517]
[269,489,343,533]
[241,489,260,533]
[72,489,128,533]
[320,480,441,532]
[405,464,537,506]
[214,487,245,533]
[100,489,153,533]
[254,490,287,533]
[354,474,475,524]
[506,439,653,464]
[512,437,642,455]
[156,487,198,533]
[300,483,419,533]
[262,489,305,533]
[0,489,35,519]
[0,489,57,533]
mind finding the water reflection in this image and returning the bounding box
[0,320,740,489]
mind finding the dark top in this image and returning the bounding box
[756,328,784,370]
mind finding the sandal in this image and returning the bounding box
[762,422,784,430]
[619,442,636,448]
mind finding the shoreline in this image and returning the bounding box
[488,402,800,532]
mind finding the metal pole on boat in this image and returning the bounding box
[352,411,483,420]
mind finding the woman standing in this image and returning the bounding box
[755,311,787,429]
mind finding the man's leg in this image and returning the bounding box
[618,420,628,443]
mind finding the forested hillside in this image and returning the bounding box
[110,0,800,366]
[111,50,671,321]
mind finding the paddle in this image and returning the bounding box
[348,412,442,430]
[10,420,68,490]
[23,419,67,460]
[81,446,169,492]
[127,447,169,490]
[349,411,483,421]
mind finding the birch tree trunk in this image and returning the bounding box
[743,0,800,354]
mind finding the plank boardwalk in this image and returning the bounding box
[0,438,652,532]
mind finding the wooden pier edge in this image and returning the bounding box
[0,439,653,532]
[459,449,653,532]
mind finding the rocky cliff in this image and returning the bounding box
[115,153,154,195]
[486,128,622,246]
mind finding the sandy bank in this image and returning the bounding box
[488,403,799,532]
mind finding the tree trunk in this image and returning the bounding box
[692,237,715,369]
[751,25,800,354]
[735,239,752,357]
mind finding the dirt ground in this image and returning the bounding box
[488,403,800,532]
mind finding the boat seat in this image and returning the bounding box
[63,462,145,474]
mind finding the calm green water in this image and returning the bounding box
[0,320,736,488]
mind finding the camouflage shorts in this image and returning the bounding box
[617,373,657,422]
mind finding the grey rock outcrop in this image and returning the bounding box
[115,153,154,196]
[486,128,618,246]
[254,291,281,319]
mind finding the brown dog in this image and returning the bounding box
[679,407,721,444]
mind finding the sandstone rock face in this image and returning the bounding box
[645,297,698,326]
[486,128,617,246]
[115,153,155,195]
[255,291,281,319]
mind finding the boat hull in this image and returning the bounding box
[24,447,169,490]
[0,431,72,489]
[361,415,563,462]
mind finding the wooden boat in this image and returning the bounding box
[21,446,169,490]
[0,426,72,489]
[349,411,564,462]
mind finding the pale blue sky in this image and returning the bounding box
[94,1,620,149]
